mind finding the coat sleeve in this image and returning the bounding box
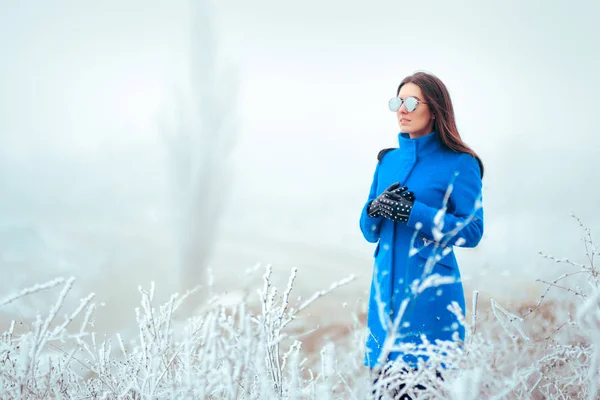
[359,162,384,243]
[406,154,484,248]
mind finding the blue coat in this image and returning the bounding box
[360,131,484,369]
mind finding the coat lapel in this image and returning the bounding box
[379,148,417,189]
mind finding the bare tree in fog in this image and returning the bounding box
[161,0,239,307]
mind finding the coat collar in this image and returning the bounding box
[397,130,442,158]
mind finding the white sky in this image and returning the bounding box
[1,0,600,321]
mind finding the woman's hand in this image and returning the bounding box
[377,185,415,223]
[367,183,414,219]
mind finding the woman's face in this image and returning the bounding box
[396,82,434,138]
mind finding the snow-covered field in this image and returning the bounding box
[1,219,599,399]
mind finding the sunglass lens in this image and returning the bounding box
[388,97,402,112]
[404,97,418,112]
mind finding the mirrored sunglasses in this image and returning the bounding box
[388,96,426,113]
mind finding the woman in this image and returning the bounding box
[359,72,484,383]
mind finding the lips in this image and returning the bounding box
[400,118,410,124]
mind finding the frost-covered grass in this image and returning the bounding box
[1,215,599,399]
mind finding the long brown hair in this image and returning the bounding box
[397,72,484,178]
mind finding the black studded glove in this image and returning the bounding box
[367,183,415,218]
[378,187,415,223]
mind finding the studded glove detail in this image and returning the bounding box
[367,183,415,220]
[378,194,414,223]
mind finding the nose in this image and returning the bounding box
[398,103,408,114]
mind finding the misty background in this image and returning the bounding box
[1,0,599,334]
